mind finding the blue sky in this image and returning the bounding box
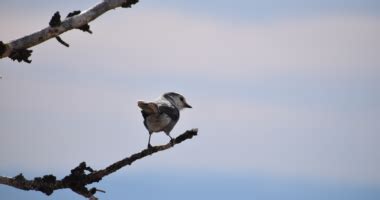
[1,0,380,199]
[1,171,380,200]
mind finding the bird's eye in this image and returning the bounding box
[180,97,184,101]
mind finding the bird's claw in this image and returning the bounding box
[147,144,153,149]
[170,139,175,146]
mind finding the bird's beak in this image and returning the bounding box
[184,102,192,108]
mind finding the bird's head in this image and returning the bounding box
[163,92,192,110]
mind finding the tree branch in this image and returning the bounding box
[0,0,139,62]
[0,129,198,199]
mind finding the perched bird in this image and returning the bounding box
[138,92,192,148]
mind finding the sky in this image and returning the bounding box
[0,0,380,199]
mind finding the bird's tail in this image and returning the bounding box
[137,101,159,114]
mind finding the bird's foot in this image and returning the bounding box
[147,144,153,149]
[170,138,175,146]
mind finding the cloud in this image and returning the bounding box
[81,10,380,79]
[2,5,379,80]
[1,7,379,185]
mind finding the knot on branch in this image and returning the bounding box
[62,162,101,197]
[63,162,96,183]
[49,11,62,27]
[121,0,139,8]
[9,49,33,63]
[66,11,93,34]
[12,174,29,190]
[49,11,70,47]
[71,162,95,175]
[33,175,56,195]
[14,173,26,182]
[66,10,81,18]
[0,41,7,56]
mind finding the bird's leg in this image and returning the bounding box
[168,134,175,146]
[147,133,153,149]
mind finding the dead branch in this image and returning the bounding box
[0,0,139,63]
[0,129,198,199]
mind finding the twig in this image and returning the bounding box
[0,0,140,62]
[0,129,198,199]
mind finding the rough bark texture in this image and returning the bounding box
[0,0,139,62]
[0,129,198,199]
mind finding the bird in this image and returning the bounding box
[137,92,192,148]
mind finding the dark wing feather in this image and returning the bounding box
[158,105,180,134]
[159,105,179,121]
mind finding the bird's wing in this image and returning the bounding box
[158,105,180,134]
[138,101,159,114]
[158,105,179,122]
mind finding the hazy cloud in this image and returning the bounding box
[1,5,379,186]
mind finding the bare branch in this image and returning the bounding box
[0,0,139,62]
[0,129,198,199]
